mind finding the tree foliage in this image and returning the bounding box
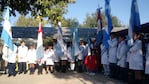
[82,12,122,28]
[15,15,47,27]
[0,0,75,26]
[62,18,78,27]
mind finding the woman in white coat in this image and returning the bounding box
[100,43,109,77]
[44,45,55,73]
[128,32,143,84]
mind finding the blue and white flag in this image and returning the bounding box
[72,22,81,56]
[1,7,14,51]
[129,0,140,45]
[103,0,113,48]
[57,22,65,52]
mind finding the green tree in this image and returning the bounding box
[82,12,122,28]
[15,15,47,27]
[0,0,75,26]
[62,18,78,27]
[15,15,39,27]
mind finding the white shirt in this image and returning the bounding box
[128,40,144,70]
[17,45,28,62]
[8,45,17,63]
[108,38,118,63]
[117,40,127,68]
[44,49,55,65]
[101,44,109,65]
[26,48,36,64]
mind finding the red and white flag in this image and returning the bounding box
[36,22,43,60]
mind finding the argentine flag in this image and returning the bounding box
[72,22,81,56]
[129,0,140,45]
[103,0,113,48]
[1,7,14,52]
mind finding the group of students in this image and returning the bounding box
[1,39,97,77]
[100,31,149,84]
[1,31,149,84]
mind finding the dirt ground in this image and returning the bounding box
[0,70,126,84]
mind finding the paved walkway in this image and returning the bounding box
[0,71,126,84]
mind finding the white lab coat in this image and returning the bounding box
[17,45,28,62]
[101,44,109,65]
[2,45,9,61]
[128,40,144,70]
[117,40,127,68]
[77,45,85,60]
[44,49,55,65]
[26,48,36,64]
[145,43,149,74]
[67,47,75,62]
[7,44,17,63]
[108,38,118,63]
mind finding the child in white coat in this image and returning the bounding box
[128,32,143,84]
[100,43,110,77]
[26,44,36,75]
[117,35,127,81]
[44,45,55,73]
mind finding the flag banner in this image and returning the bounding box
[72,22,81,56]
[129,0,140,45]
[103,0,113,48]
[95,8,103,46]
[57,22,65,52]
[1,7,14,51]
[36,22,44,60]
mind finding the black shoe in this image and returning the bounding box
[18,72,22,74]
[24,71,27,74]
[8,74,12,77]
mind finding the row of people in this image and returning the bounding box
[100,32,149,84]
[1,39,93,76]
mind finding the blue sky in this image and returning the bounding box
[64,0,149,26]
[9,0,149,26]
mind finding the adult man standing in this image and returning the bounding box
[17,40,28,74]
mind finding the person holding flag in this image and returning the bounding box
[56,22,67,73]
[127,0,143,84]
[1,7,14,74]
[36,17,44,75]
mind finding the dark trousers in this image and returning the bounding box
[18,62,26,74]
[54,62,60,72]
[75,60,83,73]
[109,63,117,78]
[8,63,16,76]
[60,60,67,73]
[29,67,35,74]
[38,65,43,74]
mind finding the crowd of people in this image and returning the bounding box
[100,31,149,84]
[1,31,149,84]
